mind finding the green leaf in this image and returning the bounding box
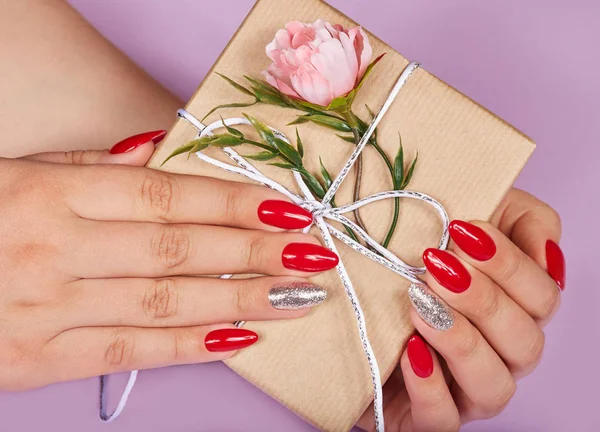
[287,98,328,112]
[355,53,386,94]
[402,152,418,188]
[298,169,326,199]
[393,134,404,188]
[326,95,351,111]
[244,75,280,94]
[287,116,310,126]
[274,137,302,166]
[307,114,352,132]
[253,88,288,107]
[296,129,304,158]
[220,116,244,138]
[201,100,258,122]
[161,142,195,166]
[269,162,296,170]
[243,151,278,161]
[336,134,357,143]
[319,157,333,189]
[206,134,245,147]
[216,72,255,97]
[243,113,277,149]
[365,104,376,122]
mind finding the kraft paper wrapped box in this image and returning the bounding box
[147,0,535,430]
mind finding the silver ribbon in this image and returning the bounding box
[100,61,449,432]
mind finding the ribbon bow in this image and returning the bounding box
[100,61,450,432]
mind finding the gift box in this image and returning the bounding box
[147,0,535,430]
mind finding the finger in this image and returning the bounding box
[401,334,460,432]
[57,163,312,231]
[447,220,561,323]
[21,130,162,166]
[43,324,257,382]
[422,250,545,377]
[62,276,327,328]
[408,284,516,420]
[492,188,565,289]
[68,221,338,278]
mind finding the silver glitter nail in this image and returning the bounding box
[408,283,454,331]
[269,282,327,310]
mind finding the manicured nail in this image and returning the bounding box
[408,283,454,331]
[258,200,313,229]
[282,243,339,272]
[423,248,471,293]
[407,334,434,378]
[546,240,565,290]
[204,328,258,352]
[269,281,327,310]
[109,130,167,154]
[449,220,496,261]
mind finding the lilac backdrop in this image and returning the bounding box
[1,0,598,431]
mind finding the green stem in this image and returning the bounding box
[340,110,369,237]
[370,138,400,249]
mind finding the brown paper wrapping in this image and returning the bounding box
[147,0,535,430]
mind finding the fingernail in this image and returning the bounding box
[204,328,258,352]
[408,283,454,331]
[282,243,339,272]
[407,334,434,378]
[546,240,565,290]
[423,248,471,293]
[109,130,167,154]
[449,220,496,261]
[258,200,313,229]
[269,281,327,310]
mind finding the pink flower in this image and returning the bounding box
[263,19,373,107]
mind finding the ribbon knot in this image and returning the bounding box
[304,200,332,218]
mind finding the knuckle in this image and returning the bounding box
[65,150,86,165]
[222,187,244,223]
[171,331,186,362]
[452,327,481,360]
[151,225,190,269]
[233,285,258,315]
[105,332,135,369]
[140,173,178,221]
[517,331,545,372]
[143,279,180,321]
[472,288,502,321]
[244,234,269,270]
[480,379,516,418]
[536,287,560,320]
[498,248,525,286]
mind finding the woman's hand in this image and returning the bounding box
[0,131,335,391]
[359,188,564,431]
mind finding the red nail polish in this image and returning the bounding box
[109,130,167,154]
[407,334,433,378]
[423,248,471,293]
[204,328,258,352]
[258,200,313,229]
[449,220,496,261]
[546,240,565,290]
[282,243,339,272]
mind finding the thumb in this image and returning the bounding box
[22,130,166,166]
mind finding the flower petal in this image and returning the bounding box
[338,31,359,84]
[263,70,301,99]
[311,39,355,97]
[354,27,373,78]
[291,64,333,106]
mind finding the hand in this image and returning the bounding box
[0,131,335,391]
[358,188,564,431]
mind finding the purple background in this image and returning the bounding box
[1,0,598,431]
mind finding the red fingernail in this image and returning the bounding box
[258,200,313,229]
[407,334,433,378]
[282,243,339,272]
[109,130,167,154]
[423,248,471,293]
[204,328,258,352]
[546,240,565,290]
[449,220,496,261]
